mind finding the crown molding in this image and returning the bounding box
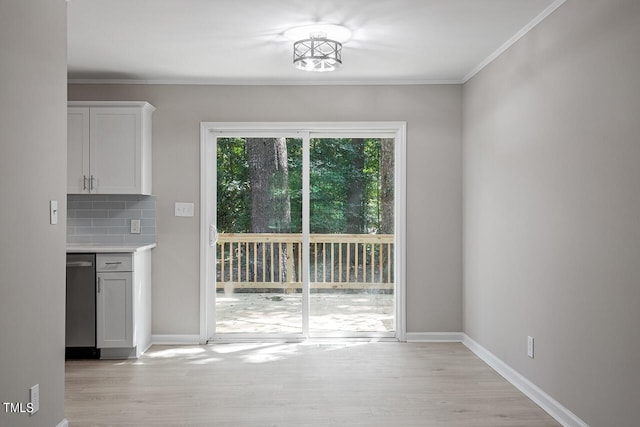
[67,78,463,86]
[462,0,567,83]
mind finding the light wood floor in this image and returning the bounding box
[65,342,560,427]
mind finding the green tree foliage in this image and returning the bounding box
[216,138,251,232]
[216,137,393,234]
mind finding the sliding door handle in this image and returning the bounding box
[209,224,218,247]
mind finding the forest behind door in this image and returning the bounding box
[216,137,394,236]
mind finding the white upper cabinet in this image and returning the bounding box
[67,107,91,193]
[67,102,155,194]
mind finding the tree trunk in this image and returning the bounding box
[346,138,366,234]
[246,137,291,233]
[379,138,394,234]
[246,137,291,285]
[345,138,366,280]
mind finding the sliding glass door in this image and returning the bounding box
[200,123,405,341]
[308,137,395,336]
[214,136,303,336]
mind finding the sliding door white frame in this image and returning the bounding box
[200,122,407,343]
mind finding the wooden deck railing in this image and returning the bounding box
[216,233,394,291]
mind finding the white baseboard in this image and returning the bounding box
[462,334,588,427]
[56,419,69,427]
[404,333,588,426]
[406,332,464,342]
[139,340,153,357]
[151,334,201,345]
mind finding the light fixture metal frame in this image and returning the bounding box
[293,33,342,72]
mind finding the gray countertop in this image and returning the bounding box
[66,243,156,253]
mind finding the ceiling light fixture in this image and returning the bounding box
[285,24,351,73]
[293,32,342,72]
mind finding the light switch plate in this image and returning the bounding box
[175,202,195,217]
[50,200,58,225]
[130,219,141,234]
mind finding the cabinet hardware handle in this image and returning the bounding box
[90,175,96,191]
[83,175,88,191]
[97,277,101,293]
[104,262,122,265]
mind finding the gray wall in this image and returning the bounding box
[68,84,464,335]
[463,0,640,425]
[0,1,67,426]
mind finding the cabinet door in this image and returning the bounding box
[96,272,133,348]
[67,108,90,193]
[90,107,142,194]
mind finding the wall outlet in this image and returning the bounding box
[29,384,39,415]
[175,202,194,217]
[527,336,535,358]
[130,219,141,234]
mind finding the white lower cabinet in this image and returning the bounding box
[97,271,133,348]
[96,251,152,359]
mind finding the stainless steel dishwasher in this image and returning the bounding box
[66,253,99,359]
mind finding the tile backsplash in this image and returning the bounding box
[67,194,156,245]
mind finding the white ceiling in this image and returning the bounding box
[67,0,563,85]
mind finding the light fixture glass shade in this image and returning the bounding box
[293,33,342,72]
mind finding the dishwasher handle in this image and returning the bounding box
[66,261,93,268]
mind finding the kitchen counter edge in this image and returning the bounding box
[66,243,157,253]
